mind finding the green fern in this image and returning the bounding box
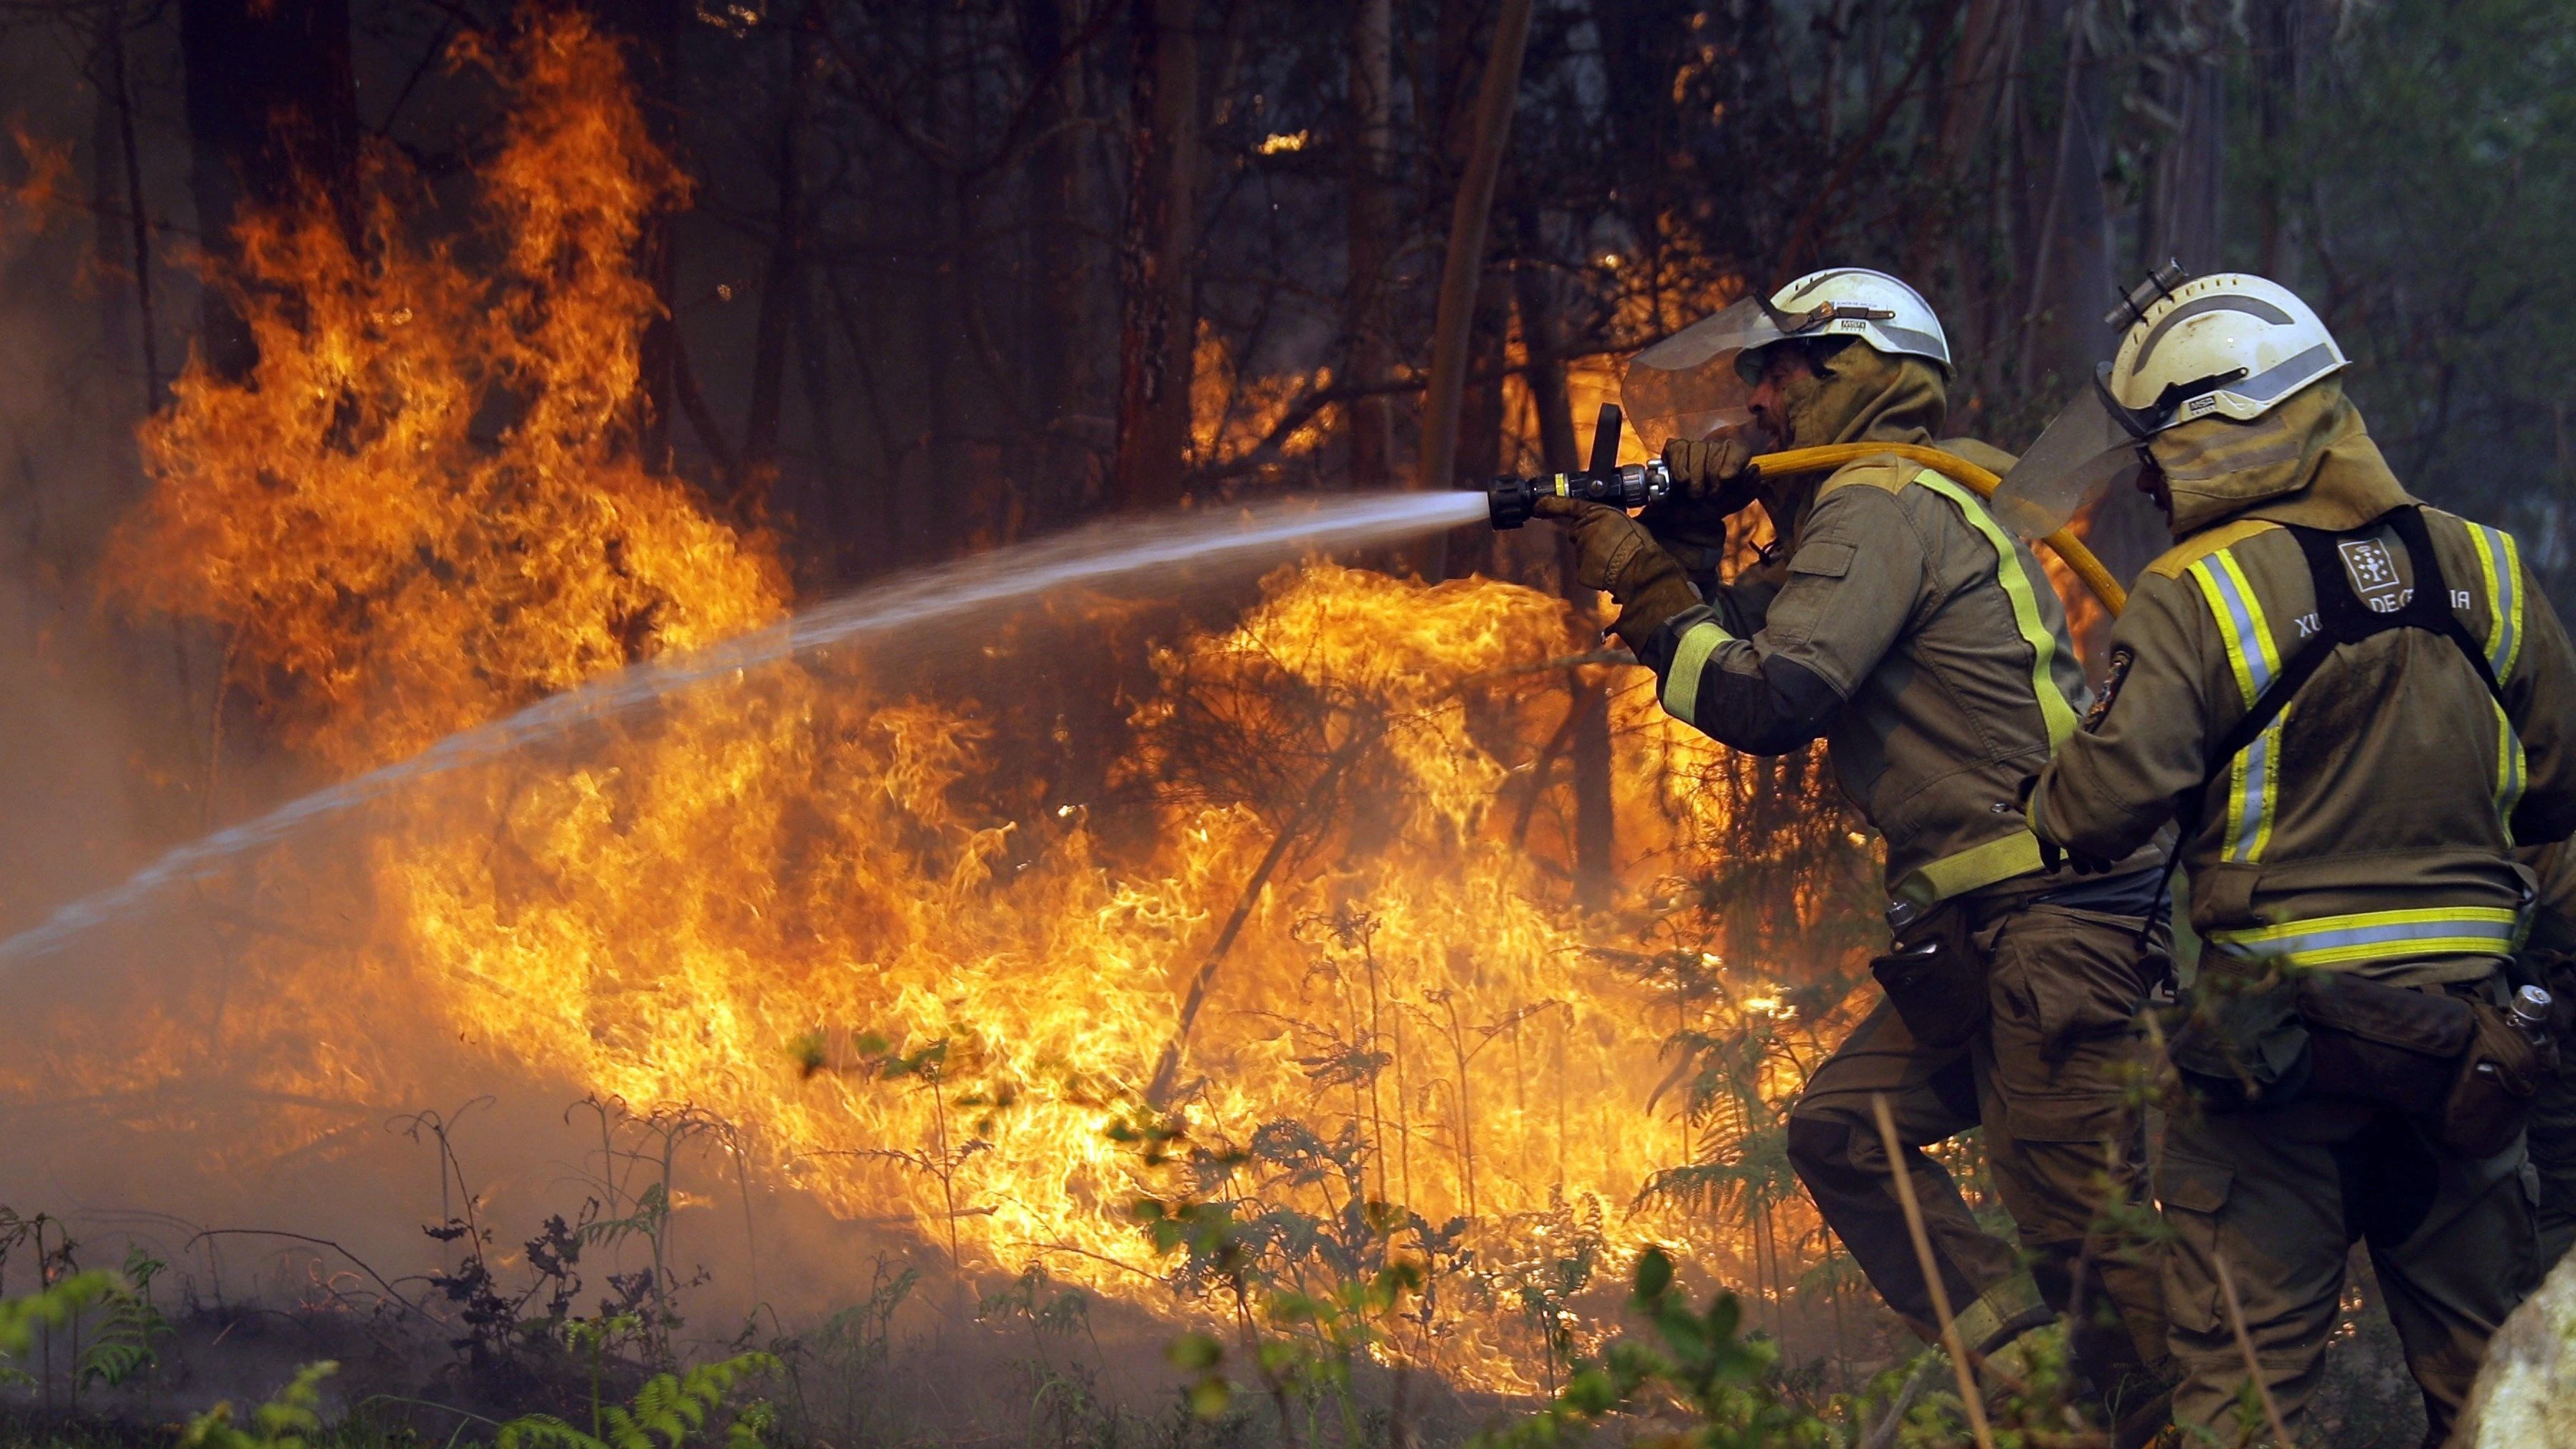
[78,1247,173,1391]
[181,1360,338,1449]
[497,1349,780,1449]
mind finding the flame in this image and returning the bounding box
[66,9,1885,1394]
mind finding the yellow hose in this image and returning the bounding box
[1748,442,2128,616]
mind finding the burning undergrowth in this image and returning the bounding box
[0,6,1915,1410]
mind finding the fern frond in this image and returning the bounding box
[497,1412,612,1449]
[182,1360,337,1449]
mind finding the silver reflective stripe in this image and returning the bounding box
[1662,619,1733,725]
[2209,906,2522,970]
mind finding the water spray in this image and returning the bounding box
[1479,404,1671,529]
[0,491,1488,965]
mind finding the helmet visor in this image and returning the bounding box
[1992,386,2146,538]
[1618,297,1788,452]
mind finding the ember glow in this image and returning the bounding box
[32,10,1880,1393]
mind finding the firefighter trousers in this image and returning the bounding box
[2157,1088,2535,1446]
[1785,898,2172,1405]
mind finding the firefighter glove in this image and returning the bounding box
[1535,497,1703,650]
[2019,773,2116,875]
[1661,434,1763,518]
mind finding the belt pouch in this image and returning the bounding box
[1870,902,1987,1050]
[2440,999,2553,1159]
[2293,972,2473,1113]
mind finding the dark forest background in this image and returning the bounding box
[0,0,2569,868]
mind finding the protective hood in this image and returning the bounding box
[1763,343,1948,533]
[2153,376,2412,540]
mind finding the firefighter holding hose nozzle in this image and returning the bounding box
[1537,268,2175,1445]
[2022,271,2576,1445]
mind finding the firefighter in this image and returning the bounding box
[2523,840,2576,1271]
[2022,270,2576,1444]
[1541,267,2173,1441]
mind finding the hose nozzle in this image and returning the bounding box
[1478,401,1671,529]
[1482,460,1672,529]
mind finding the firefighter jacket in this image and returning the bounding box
[2029,383,2576,983]
[1634,348,2157,909]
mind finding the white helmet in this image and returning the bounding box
[2101,270,2346,436]
[1619,266,1949,451]
[1989,267,2349,538]
[1750,267,1953,376]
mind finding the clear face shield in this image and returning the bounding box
[1990,366,2153,538]
[1616,297,1787,453]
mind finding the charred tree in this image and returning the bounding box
[178,0,359,383]
[1111,0,1200,512]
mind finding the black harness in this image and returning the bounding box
[2203,506,2502,770]
[2180,507,2507,845]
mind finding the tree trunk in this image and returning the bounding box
[740,1,823,510]
[1111,0,1200,513]
[1515,258,1615,908]
[2250,0,2306,276]
[606,0,685,472]
[2011,10,2114,398]
[1342,0,1396,490]
[90,10,158,414]
[2137,9,2224,274]
[1937,0,2021,173]
[178,0,359,384]
[1023,0,1097,529]
[1444,266,1511,577]
[1416,0,1534,497]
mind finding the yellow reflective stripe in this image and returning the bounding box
[2221,706,2288,863]
[1913,472,2082,748]
[2186,552,2282,707]
[1893,830,2045,908]
[2185,547,2291,862]
[2210,906,2523,969]
[1662,619,1733,724]
[2496,698,2528,845]
[2467,523,2525,683]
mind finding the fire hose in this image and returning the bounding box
[1482,438,2128,617]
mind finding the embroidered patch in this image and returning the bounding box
[2085,646,2134,733]
[2338,536,2403,604]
